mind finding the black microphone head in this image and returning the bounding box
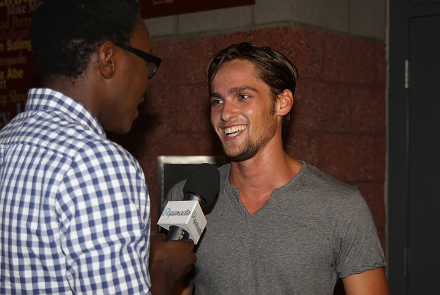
[183,163,220,207]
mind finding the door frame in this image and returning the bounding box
[388,1,440,294]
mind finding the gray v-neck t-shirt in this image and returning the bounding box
[166,162,385,295]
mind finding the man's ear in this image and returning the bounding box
[277,89,294,116]
[98,41,117,79]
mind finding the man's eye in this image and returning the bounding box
[211,99,223,106]
[238,94,250,100]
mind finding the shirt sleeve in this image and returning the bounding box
[56,141,151,294]
[333,190,386,278]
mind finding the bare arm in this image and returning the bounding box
[342,268,389,295]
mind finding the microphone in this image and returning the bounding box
[158,163,220,244]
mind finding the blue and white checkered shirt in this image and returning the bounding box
[0,88,151,294]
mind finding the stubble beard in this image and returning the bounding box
[223,135,263,162]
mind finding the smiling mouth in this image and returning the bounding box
[224,125,247,137]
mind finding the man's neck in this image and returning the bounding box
[43,71,103,122]
[228,144,303,215]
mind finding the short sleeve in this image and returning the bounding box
[333,190,386,278]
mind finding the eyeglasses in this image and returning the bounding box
[115,43,162,79]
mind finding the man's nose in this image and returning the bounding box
[220,100,238,122]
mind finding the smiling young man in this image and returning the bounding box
[168,42,389,294]
[0,1,195,294]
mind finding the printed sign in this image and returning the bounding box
[0,0,42,129]
[158,200,207,244]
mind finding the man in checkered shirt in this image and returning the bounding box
[0,1,196,294]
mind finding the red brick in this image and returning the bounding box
[144,130,221,156]
[152,57,183,86]
[292,78,350,133]
[264,26,324,79]
[152,37,215,85]
[284,131,321,167]
[322,134,376,182]
[173,83,212,133]
[375,43,387,86]
[349,86,386,134]
[153,36,214,60]
[323,34,376,84]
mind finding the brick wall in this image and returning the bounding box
[109,25,387,251]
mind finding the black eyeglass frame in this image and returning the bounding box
[115,42,162,79]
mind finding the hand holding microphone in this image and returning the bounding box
[150,163,220,294]
[149,234,196,294]
[158,163,220,243]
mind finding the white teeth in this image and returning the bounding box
[224,125,246,137]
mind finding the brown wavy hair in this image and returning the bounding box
[206,42,299,136]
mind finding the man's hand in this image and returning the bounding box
[149,234,197,295]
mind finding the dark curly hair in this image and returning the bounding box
[206,42,298,137]
[31,0,141,84]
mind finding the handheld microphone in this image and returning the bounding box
[158,163,220,244]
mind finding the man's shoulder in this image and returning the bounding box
[285,162,362,207]
[300,163,358,194]
[75,135,135,160]
[1,110,136,166]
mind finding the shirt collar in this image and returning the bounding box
[26,88,105,136]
